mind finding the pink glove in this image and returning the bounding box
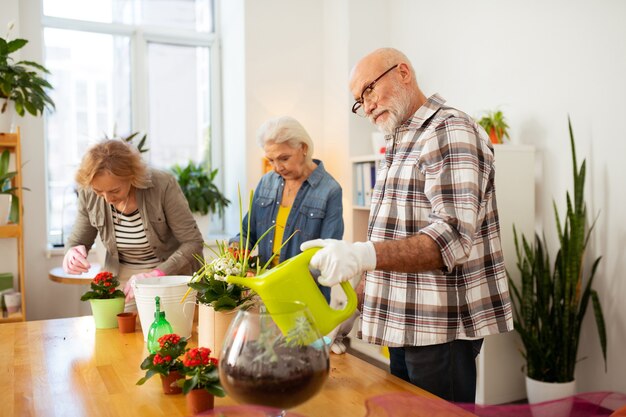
[124,269,165,302]
[62,245,91,274]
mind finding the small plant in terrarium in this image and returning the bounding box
[218,301,330,412]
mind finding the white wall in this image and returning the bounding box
[2,0,625,396]
[386,0,626,395]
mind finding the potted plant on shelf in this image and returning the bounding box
[509,118,607,404]
[478,109,510,144]
[178,346,225,415]
[0,148,24,224]
[80,271,126,329]
[0,24,55,131]
[137,333,188,395]
[171,161,230,238]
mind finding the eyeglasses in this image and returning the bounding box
[351,64,398,117]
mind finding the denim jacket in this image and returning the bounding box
[231,159,344,267]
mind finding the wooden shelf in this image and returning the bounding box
[0,311,24,323]
[0,132,19,148]
[0,224,21,238]
[0,128,25,322]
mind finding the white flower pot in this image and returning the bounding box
[0,194,12,225]
[193,213,211,240]
[526,376,576,417]
[0,101,17,133]
[197,303,237,355]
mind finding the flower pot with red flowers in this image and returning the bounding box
[136,333,188,395]
[80,271,125,329]
[178,347,226,415]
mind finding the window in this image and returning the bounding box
[42,0,220,246]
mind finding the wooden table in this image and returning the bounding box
[48,263,101,285]
[0,316,476,417]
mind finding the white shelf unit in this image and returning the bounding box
[475,144,535,405]
[345,145,535,404]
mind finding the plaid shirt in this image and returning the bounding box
[359,94,513,347]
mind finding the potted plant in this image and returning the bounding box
[509,118,607,403]
[0,148,22,223]
[478,110,510,144]
[80,271,126,329]
[178,346,226,414]
[182,188,295,353]
[0,24,55,131]
[171,161,230,217]
[137,333,188,395]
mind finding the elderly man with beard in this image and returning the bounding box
[301,48,513,402]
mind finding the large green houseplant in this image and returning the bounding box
[509,118,607,386]
[171,162,230,217]
[0,29,55,119]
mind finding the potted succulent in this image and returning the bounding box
[80,271,126,329]
[509,118,607,403]
[478,110,510,144]
[0,24,55,130]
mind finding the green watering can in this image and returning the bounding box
[226,247,357,336]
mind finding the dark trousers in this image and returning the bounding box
[388,339,484,403]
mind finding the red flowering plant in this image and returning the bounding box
[136,333,188,385]
[178,347,225,396]
[80,271,125,300]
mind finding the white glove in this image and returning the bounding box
[124,269,165,302]
[62,245,91,274]
[301,239,376,287]
[327,310,360,355]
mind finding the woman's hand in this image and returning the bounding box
[62,245,91,274]
[124,269,165,302]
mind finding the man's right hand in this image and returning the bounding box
[62,245,91,274]
[300,239,377,287]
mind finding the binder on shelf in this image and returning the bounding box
[354,162,365,206]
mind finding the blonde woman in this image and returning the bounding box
[62,139,203,309]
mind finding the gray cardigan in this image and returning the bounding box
[66,168,204,276]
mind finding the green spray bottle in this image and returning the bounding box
[146,296,173,353]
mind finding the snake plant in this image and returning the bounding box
[509,117,607,383]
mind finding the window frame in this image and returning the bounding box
[41,9,224,245]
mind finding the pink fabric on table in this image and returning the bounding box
[454,391,626,417]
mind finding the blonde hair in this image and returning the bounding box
[75,139,150,189]
[256,116,314,162]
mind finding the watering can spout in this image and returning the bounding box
[225,248,357,335]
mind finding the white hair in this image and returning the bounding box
[256,116,314,161]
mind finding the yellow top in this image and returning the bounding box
[271,204,291,266]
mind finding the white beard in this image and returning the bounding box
[370,83,413,134]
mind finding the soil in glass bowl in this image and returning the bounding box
[220,341,329,409]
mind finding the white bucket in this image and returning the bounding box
[132,275,197,341]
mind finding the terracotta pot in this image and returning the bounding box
[117,312,137,333]
[489,127,501,144]
[186,388,214,415]
[160,370,183,395]
[198,304,237,354]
